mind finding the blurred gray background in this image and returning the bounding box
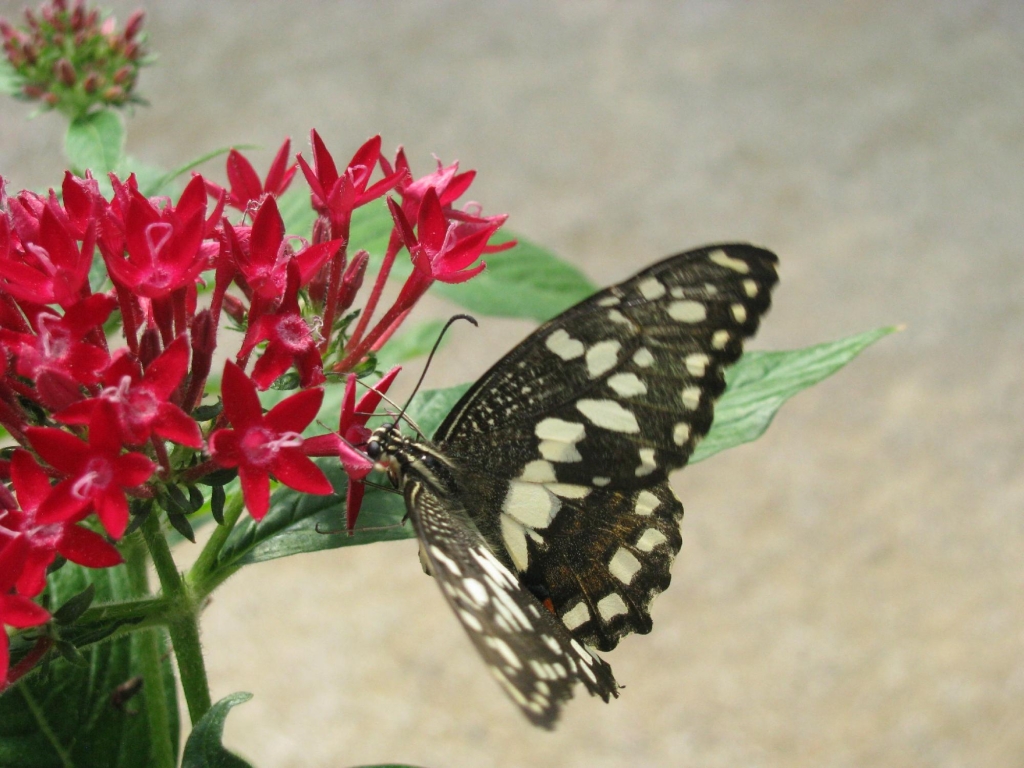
[2,2,1022,767]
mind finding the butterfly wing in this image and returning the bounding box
[433,243,779,649]
[404,477,618,728]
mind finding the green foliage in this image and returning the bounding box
[65,110,126,177]
[181,693,254,768]
[0,564,179,768]
[692,326,897,463]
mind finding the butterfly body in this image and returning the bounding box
[367,243,779,727]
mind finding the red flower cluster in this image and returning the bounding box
[0,130,512,685]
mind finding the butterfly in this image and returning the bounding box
[366,243,779,728]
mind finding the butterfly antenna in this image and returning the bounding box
[392,313,478,431]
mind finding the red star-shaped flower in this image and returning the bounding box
[55,335,202,448]
[26,401,157,538]
[305,366,400,531]
[241,260,325,390]
[206,139,298,212]
[0,450,122,598]
[209,361,333,521]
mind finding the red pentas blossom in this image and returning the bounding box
[227,195,338,304]
[55,335,202,448]
[305,366,401,530]
[104,175,213,300]
[205,139,298,212]
[0,450,121,598]
[240,260,325,390]
[0,200,95,308]
[26,402,156,539]
[209,362,333,521]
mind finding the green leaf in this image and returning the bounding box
[217,463,410,567]
[0,58,22,96]
[51,584,96,626]
[375,318,450,370]
[181,692,254,768]
[277,185,318,239]
[0,564,179,768]
[431,237,597,321]
[348,196,394,256]
[692,326,897,463]
[65,110,125,175]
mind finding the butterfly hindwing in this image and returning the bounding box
[405,478,619,729]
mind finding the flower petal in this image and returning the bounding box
[270,449,333,495]
[0,593,50,628]
[221,361,263,428]
[153,403,203,448]
[95,489,130,539]
[58,526,123,568]
[264,387,323,434]
[25,427,90,475]
[238,465,270,521]
[345,478,366,532]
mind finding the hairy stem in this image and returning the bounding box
[124,535,177,768]
[141,512,212,725]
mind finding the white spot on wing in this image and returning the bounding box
[667,300,707,323]
[731,303,747,323]
[597,592,629,621]
[535,418,585,443]
[685,353,709,377]
[429,545,462,576]
[673,422,691,445]
[577,399,640,433]
[539,440,581,463]
[636,528,668,552]
[520,460,556,483]
[562,601,591,630]
[609,547,642,584]
[743,279,758,297]
[586,340,621,378]
[681,386,701,410]
[592,476,611,487]
[597,295,620,307]
[502,481,560,528]
[638,277,666,300]
[499,514,530,571]
[607,372,647,397]
[712,329,730,349]
[607,309,631,325]
[462,578,489,606]
[546,483,591,499]
[545,328,584,360]
[635,447,657,477]
[632,347,655,368]
[709,249,750,274]
[485,636,523,670]
[634,490,660,516]
[458,608,483,631]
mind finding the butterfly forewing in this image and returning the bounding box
[432,244,778,649]
[405,478,618,728]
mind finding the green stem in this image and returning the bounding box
[124,535,177,768]
[141,512,212,725]
[187,492,245,596]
